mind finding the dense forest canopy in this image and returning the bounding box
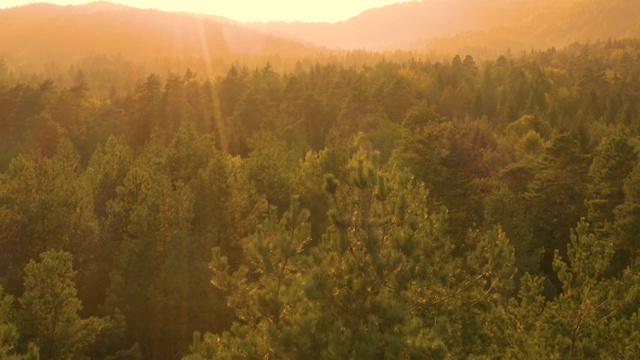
[2,1,640,359]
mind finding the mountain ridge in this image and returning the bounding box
[0,1,316,72]
[246,0,640,52]
[1,0,639,67]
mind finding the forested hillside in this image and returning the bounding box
[2,37,640,358]
[0,2,314,75]
[250,0,640,52]
[427,0,640,56]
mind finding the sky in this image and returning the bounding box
[0,0,409,22]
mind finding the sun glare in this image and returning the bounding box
[2,0,407,22]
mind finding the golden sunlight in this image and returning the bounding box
[1,0,409,22]
[2,0,640,358]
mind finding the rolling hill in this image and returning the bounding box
[247,0,640,53]
[1,0,639,71]
[0,2,314,71]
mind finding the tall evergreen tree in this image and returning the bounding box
[18,250,106,360]
[613,158,640,268]
[586,133,637,233]
[524,132,590,280]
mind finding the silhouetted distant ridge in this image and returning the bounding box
[0,2,314,69]
[78,1,132,12]
[425,0,640,55]
[246,0,640,52]
[1,0,639,63]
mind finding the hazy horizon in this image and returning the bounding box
[0,0,411,23]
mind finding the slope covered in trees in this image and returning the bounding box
[2,38,640,358]
[249,0,640,53]
[0,2,314,76]
[4,0,640,72]
[427,0,640,56]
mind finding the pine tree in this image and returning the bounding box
[0,140,98,294]
[202,196,312,359]
[18,250,106,360]
[131,74,162,146]
[244,132,297,213]
[506,220,640,358]
[484,187,542,278]
[613,158,640,268]
[524,132,590,281]
[586,133,637,233]
[0,286,19,357]
[1,285,39,359]
[188,149,519,359]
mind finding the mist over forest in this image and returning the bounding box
[2,1,640,359]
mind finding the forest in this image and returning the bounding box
[2,34,640,358]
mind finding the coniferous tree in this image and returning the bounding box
[587,133,637,234]
[104,158,192,358]
[18,250,106,360]
[613,158,640,268]
[484,187,542,278]
[0,140,98,293]
[244,132,297,213]
[1,285,39,359]
[524,132,590,281]
[131,74,162,146]
[497,220,640,358]
[189,149,519,359]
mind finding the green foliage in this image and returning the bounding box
[484,187,542,278]
[1,285,38,359]
[205,197,312,359]
[244,132,297,212]
[0,141,99,293]
[613,157,640,267]
[587,133,637,232]
[18,250,106,360]
[2,39,640,359]
[515,130,546,159]
[545,219,639,358]
[397,112,494,246]
[524,132,591,282]
[482,220,640,359]
[105,158,216,358]
[189,150,522,359]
